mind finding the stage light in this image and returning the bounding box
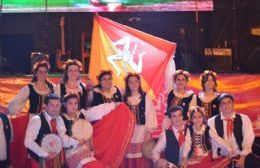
[107,2,122,11]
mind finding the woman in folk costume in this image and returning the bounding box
[181,107,230,168]
[120,73,158,168]
[54,59,87,110]
[87,70,122,107]
[61,93,119,168]
[7,60,55,116]
[0,112,13,168]
[86,70,135,168]
[197,70,220,119]
[163,69,196,129]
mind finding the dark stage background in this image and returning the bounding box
[0,0,260,74]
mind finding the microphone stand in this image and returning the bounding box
[44,0,49,54]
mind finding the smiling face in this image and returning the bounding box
[174,74,188,90]
[35,66,48,82]
[170,110,183,128]
[67,64,80,81]
[191,111,204,128]
[203,74,217,91]
[128,76,140,93]
[65,97,79,115]
[46,99,61,117]
[100,74,113,90]
[220,97,234,118]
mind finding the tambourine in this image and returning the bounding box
[72,119,93,141]
[41,134,62,153]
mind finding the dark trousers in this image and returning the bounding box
[229,153,260,168]
[0,160,8,168]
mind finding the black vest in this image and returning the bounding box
[186,125,211,157]
[167,90,193,120]
[215,114,243,153]
[61,113,85,136]
[165,129,180,165]
[0,113,12,165]
[28,113,52,161]
[91,86,122,107]
[28,83,54,114]
[197,95,220,118]
[126,93,146,125]
[60,82,87,110]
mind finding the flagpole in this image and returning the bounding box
[195,0,199,71]
[0,0,3,73]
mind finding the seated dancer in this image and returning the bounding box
[61,93,120,168]
[121,73,158,168]
[208,93,259,168]
[163,70,196,129]
[153,106,186,168]
[0,113,13,168]
[54,59,87,110]
[24,94,77,168]
[86,70,135,168]
[7,60,54,116]
[197,70,220,119]
[181,107,230,168]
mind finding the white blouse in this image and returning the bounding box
[7,83,52,114]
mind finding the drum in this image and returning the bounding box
[72,119,93,141]
[65,144,95,168]
[41,134,62,154]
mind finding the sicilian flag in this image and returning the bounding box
[89,15,176,98]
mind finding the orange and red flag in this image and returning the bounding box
[89,15,176,98]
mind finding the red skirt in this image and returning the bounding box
[187,153,230,168]
[83,160,109,168]
[119,157,154,168]
[92,104,135,168]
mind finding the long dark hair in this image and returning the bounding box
[61,59,82,83]
[190,107,207,125]
[201,72,217,92]
[124,73,144,102]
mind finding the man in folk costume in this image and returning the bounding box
[153,106,186,168]
[208,93,259,168]
[24,94,79,168]
[0,112,13,168]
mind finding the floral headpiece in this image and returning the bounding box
[63,59,82,71]
[173,69,190,80]
[200,70,217,81]
[63,93,80,103]
[96,69,112,81]
[124,72,140,82]
[33,60,50,72]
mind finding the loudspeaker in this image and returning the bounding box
[204,56,232,72]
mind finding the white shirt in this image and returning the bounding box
[125,94,158,158]
[0,117,13,161]
[80,102,116,122]
[208,112,255,158]
[24,111,79,158]
[153,125,185,165]
[54,82,86,101]
[7,84,53,114]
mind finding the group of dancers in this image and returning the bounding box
[0,59,259,168]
